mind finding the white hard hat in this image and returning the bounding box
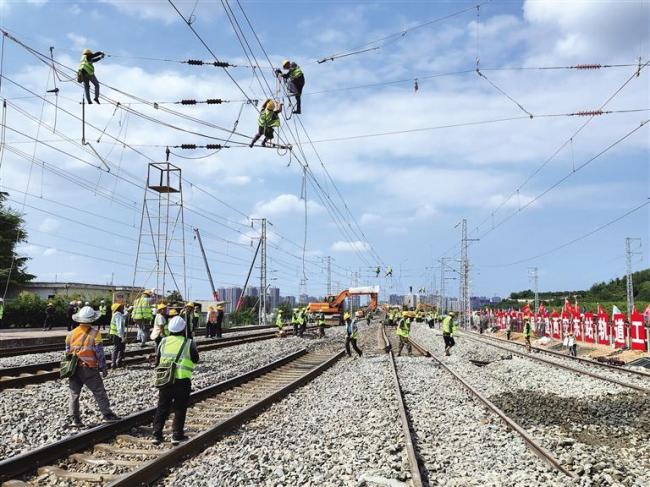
[73,306,100,324]
[168,316,186,333]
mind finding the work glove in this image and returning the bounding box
[274,69,281,76]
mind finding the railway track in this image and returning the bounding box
[0,324,277,358]
[404,332,577,483]
[460,331,650,394]
[0,347,343,486]
[0,330,280,390]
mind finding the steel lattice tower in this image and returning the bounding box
[133,161,187,298]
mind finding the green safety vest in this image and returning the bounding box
[258,109,280,129]
[159,336,194,380]
[132,296,153,321]
[109,313,119,336]
[442,316,457,336]
[78,56,94,76]
[318,314,326,325]
[396,319,410,338]
[0,303,4,320]
[276,314,284,328]
[99,304,107,316]
[289,64,303,79]
[523,322,532,337]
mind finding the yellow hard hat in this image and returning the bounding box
[282,59,290,68]
[402,311,408,318]
[82,48,92,55]
[156,303,167,311]
[265,100,275,111]
[169,309,179,316]
[143,290,152,296]
[217,305,224,310]
[111,303,123,313]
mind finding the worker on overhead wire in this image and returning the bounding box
[77,48,105,105]
[375,266,381,278]
[385,266,393,278]
[249,99,283,148]
[275,59,305,114]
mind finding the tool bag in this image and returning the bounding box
[60,331,90,379]
[153,338,187,388]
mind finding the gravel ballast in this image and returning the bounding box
[0,331,344,461]
[162,324,410,487]
[411,324,650,486]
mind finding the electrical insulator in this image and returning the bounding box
[205,144,223,149]
[206,99,223,104]
[180,100,197,105]
[574,64,601,70]
[187,59,204,65]
[575,110,604,116]
[180,144,197,149]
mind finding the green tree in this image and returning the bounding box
[637,281,650,302]
[0,192,34,295]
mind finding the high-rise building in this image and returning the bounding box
[225,287,243,313]
[269,287,280,310]
[217,287,227,303]
[245,287,259,298]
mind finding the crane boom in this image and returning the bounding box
[193,228,219,301]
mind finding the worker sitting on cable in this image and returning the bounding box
[249,99,282,148]
[77,48,105,104]
[275,59,304,114]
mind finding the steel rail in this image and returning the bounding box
[380,325,425,487]
[408,336,578,481]
[0,349,309,482]
[460,333,650,394]
[0,324,278,358]
[0,331,281,390]
[466,330,650,379]
[107,350,344,486]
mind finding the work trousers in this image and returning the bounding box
[111,335,125,367]
[152,378,191,439]
[68,366,112,418]
[67,318,75,332]
[569,344,577,357]
[345,336,362,357]
[206,322,216,338]
[397,336,412,356]
[299,323,306,337]
[135,320,149,345]
[506,330,512,340]
[287,75,304,112]
[292,323,299,336]
[83,74,100,103]
[43,315,53,331]
[443,334,455,349]
[318,324,326,338]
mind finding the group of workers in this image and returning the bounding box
[275,307,327,338]
[77,48,306,151]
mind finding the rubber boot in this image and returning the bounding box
[249,133,261,148]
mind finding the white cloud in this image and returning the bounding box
[331,240,370,253]
[66,33,88,51]
[43,248,57,256]
[253,194,324,217]
[360,212,381,225]
[38,217,61,233]
[99,0,214,24]
[222,175,251,186]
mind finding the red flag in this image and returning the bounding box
[521,303,531,315]
[538,303,547,317]
[564,298,577,317]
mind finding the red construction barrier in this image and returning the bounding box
[630,311,647,351]
[573,315,582,340]
[597,314,610,345]
[551,313,561,339]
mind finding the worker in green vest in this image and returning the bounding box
[0,297,4,326]
[345,310,363,357]
[132,290,154,347]
[523,317,533,352]
[151,316,199,445]
[298,307,307,337]
[317,312,326,338]
[291,308,300,336]
[396,312,412,356]
[98,300,108,330]
[442,312,458,356]
[275,59,305,114]
[109,303,126,367]
[77,48,105,104]
[249,99,283,148]
[275,309,284,333]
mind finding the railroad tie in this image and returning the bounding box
[69,453,143,467]
[37,465,118,483]
[94,443,166,456]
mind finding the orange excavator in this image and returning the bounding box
[307,286,379,319]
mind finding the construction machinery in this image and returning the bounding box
[306,286,379,321]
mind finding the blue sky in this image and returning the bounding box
[0,0,648,301]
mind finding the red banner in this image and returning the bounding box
[612,314,627,348]
[630,311,647,351]
[551,312,561,339]
[561,313,570,337]
[583,313,595,343]
[572,315,582,340]
[597,314,610,345]
[544,317,550,337]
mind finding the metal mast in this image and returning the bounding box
[528,267,539,313]
[625,237,642,319]
[193,228,218,301]
[326,256,332,295]
[457,219,478,328]
[252,218,268,326]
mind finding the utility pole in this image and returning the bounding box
[528,267,539,313]
[457,219,478,328]
[252,218,267,325]
[194,228,218,301]
[326,256,332,295]
[625,237,642,320]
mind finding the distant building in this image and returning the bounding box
[491,296,502,304]
[245,287,259,298]
[225,287,243,313]
[389,294,403,306]
[471,296,492,309]
[269,287,280,310]
[217,287,227,302]
[282,296,296,307]
[13,281,140,301]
